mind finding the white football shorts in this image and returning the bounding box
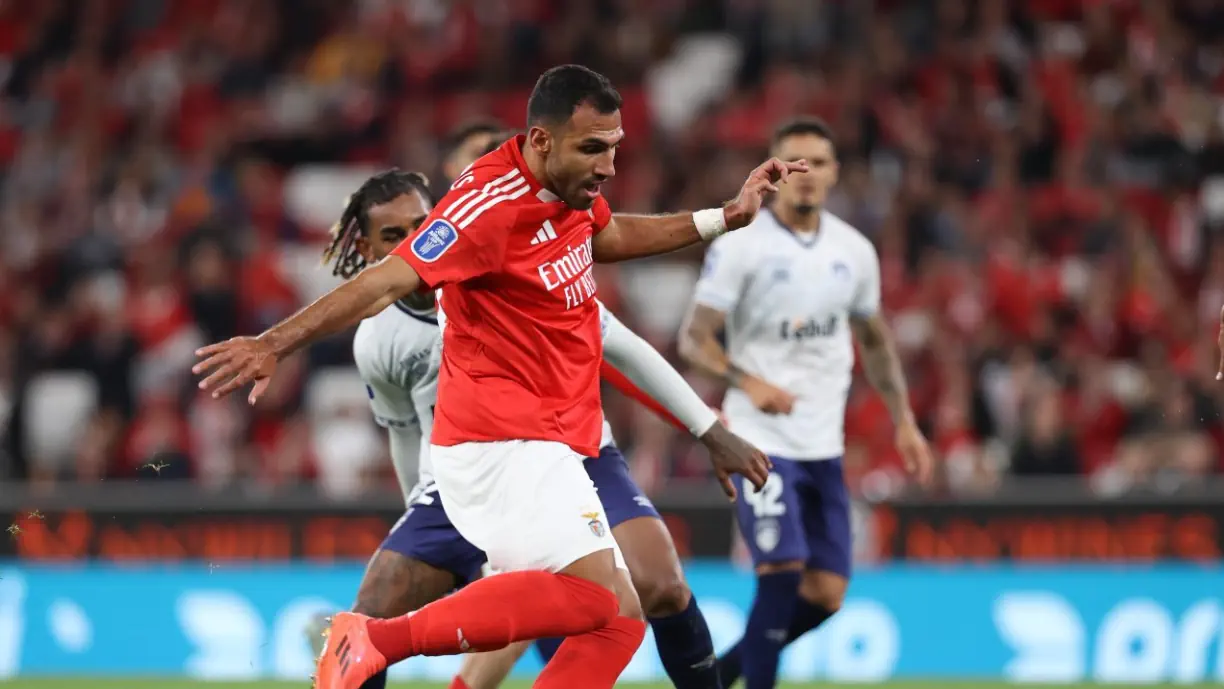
[430,439,626,573]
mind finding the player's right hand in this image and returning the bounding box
[723,157,810,231]
[699,422,772,500]
[193,336,279,406]
[740,374,797,415]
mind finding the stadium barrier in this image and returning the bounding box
[1,562,1222,682]
[2,480,1223,562]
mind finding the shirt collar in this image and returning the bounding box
[505,134,568,216]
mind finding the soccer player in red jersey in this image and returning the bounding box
[193,64,803,689]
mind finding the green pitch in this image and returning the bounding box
[1,681,1211,689]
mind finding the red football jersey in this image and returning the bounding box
[391,135,612,457]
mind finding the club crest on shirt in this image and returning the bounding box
[412,219,458,263]
[831,260,851,281]
[583,511,606,538]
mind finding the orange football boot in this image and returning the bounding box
[313,612,388,689]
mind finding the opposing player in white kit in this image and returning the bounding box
[679,117,935,689]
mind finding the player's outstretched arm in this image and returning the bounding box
[193,256,423,404]
[591,158,808,263]
[849,313,934,484]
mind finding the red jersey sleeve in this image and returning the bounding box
[591,195,612,232]
[391,195,515,288]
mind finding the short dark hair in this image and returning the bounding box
[526,65,622,127]
[446,119,505,156]
[322,169,433,279]
[771,117,837,156]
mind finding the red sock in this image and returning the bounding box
[533,616,647,689]
[365,571,617,661]
[448,677,472,689]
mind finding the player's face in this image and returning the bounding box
[444,131,500,182]
[772,134,839,214]
[532,104,623,210]
[359,190,433,263]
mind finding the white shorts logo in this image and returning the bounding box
[584,511,606,538]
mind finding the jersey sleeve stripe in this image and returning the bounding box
[457,183,532,229]
[446,174,526,226]
[443,188,483,217]
[442,169,520,218]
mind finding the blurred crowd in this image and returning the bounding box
[1,0,1223,499]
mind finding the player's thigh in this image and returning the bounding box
[733,456,810,568]
[353,549,457,618]
[432,440,623,580]
[795,457,853,582]
[355,494,487,617]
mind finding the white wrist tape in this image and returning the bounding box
[693,208,728,240]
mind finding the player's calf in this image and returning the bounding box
[798,568,846,615]
[614,515,721,688]
[353,550,460,618]
[718,565,846,688]
[713,561,803,689]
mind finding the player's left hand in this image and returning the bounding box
[193,336,280,405]
[723,157,810,231]
[699,422,773,501]
[895,420,935,486]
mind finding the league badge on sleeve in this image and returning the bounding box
[412,219,459,263]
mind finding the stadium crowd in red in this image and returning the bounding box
[1,0,1222,498]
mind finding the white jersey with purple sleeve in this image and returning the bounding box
[352,301,440,500]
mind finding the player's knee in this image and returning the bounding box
[614,570,646,622]
[560,573,622,630]
[754,560,805,577]
[798,570,848,613]
[637,570,692,618]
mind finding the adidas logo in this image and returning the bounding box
[529,220,559,245]
[333,634,354,676]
